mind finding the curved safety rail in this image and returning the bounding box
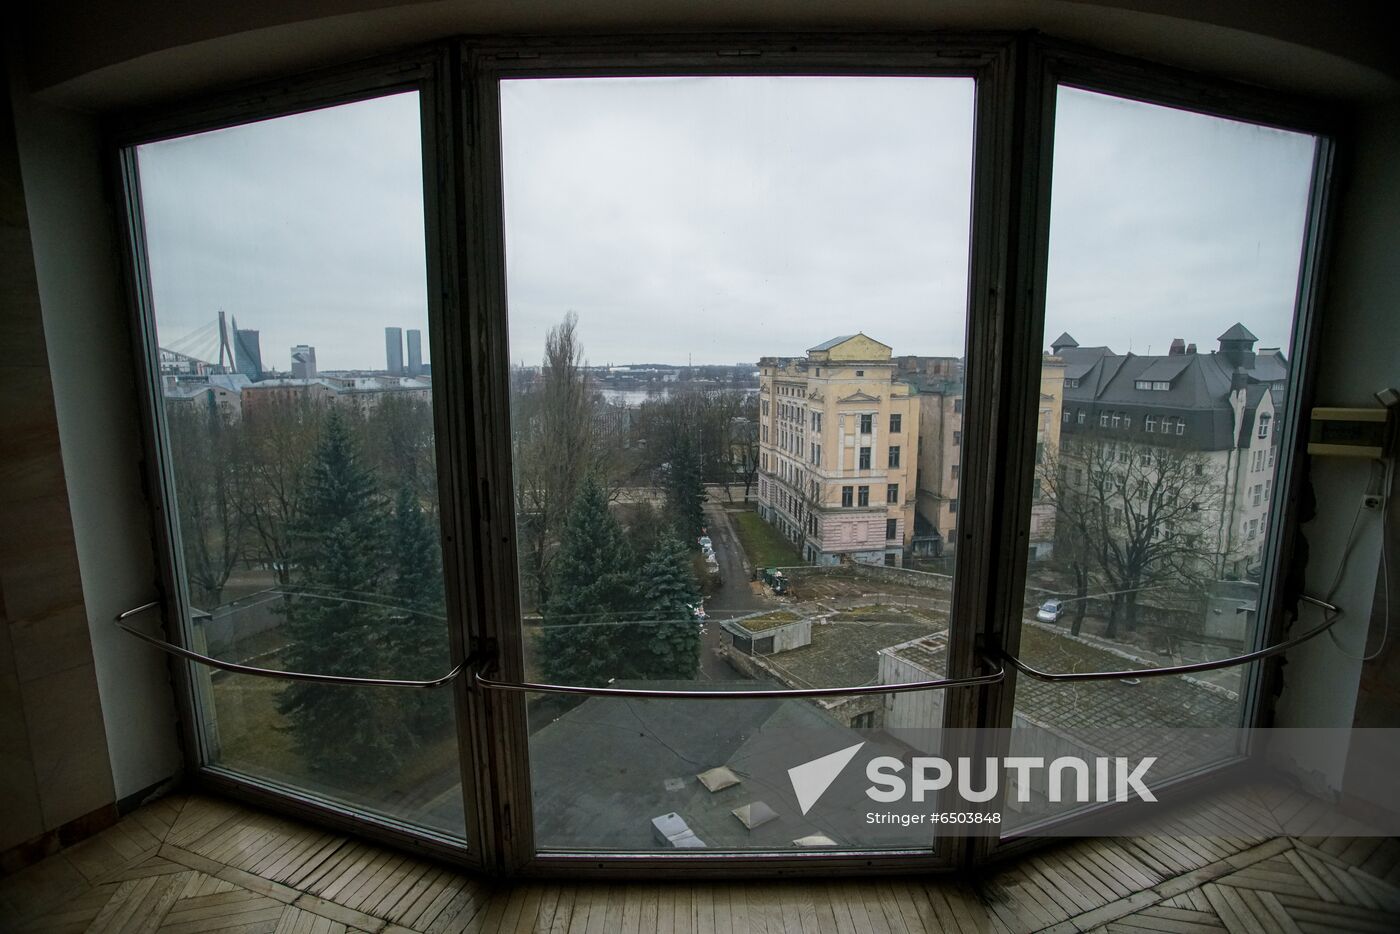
[114,600,463,689]
[1000,594,1342,683]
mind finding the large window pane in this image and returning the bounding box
[500,75,975,850]
[136,92,464,838]
[1006,87,1317,829]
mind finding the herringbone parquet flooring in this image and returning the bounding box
[3,793,1398,933]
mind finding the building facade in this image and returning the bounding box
[406,328,423,376]
[232,322,263,382]
[757,334,919,567]
[289,344,317,379]
[385,326,404,375]
[1053,324,1285,581]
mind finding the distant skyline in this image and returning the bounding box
[137,79,1315,372]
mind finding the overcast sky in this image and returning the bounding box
[138,79,1316,372]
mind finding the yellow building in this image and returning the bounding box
[757,334,919,567]
[900,355,1063,561]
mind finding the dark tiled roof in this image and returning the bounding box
[1060,339,1288,451]
[1218,322,1258,342]
[1138,357,1193,383]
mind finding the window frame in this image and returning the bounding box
[108,45,492,871]
[105,30,1342,881]
[974,37,1341,864]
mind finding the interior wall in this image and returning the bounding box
[5,45,184,810]
[0,49,120,864]
[1272,101,1400,784]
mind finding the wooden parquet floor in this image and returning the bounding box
[3,793,1398,933]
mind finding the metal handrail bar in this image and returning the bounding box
[114,601,463,688]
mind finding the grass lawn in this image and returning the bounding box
[730,508,803,569]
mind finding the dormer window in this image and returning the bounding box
[1134,380,1172,391]
[1258,413,1271,438]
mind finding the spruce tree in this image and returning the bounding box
[389,483,452,737]
[667,434,705,541]
[538,476,637,686]
[637,530,702,680]
[277,410,405,781]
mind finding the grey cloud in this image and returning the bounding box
[136,77,1316,373]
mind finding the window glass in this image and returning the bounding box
[500,75,975,851]
[135,93,464,839]
[1007,86,1316,829]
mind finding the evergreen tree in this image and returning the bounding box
[538,476,637,686]
[277,410,405,781]
[666,434,705,541]
[389,483,452,737]
[637,530,702,680]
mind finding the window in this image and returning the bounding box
[131,91,463,839]
[1005,81,1318,836]
[1258,413,1272,438]
[117,42,1331,874]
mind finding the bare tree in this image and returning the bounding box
[512,312,617,609]
[1042,438,1222,639]
[165,402,244,607]
[236,396,325,589]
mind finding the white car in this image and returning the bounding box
[1035,599,1063,623]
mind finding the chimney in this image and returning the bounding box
[1169,338,1186,356]
[1186,343,1197,354]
